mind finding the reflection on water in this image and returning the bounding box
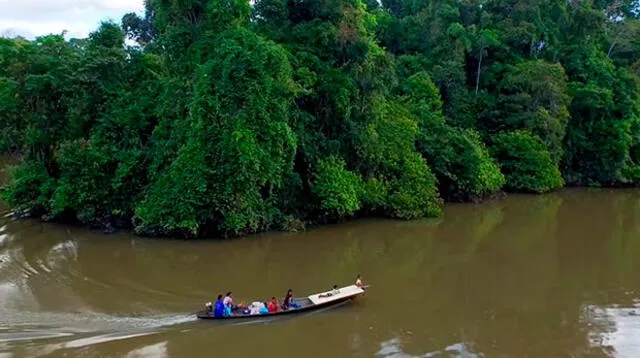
[0,189,640,357]
[583,304,640,357]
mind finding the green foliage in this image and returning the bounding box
[355,98,443,218]
[312,156,363,216]
[49,140,114,223]
[0,161,54,213]
[137,27,298,237]
[135,136,212,236]
[2,0,640,238]
[561,43,640,186]
[421,125,506,199]
[121,0,157,45]
[0,77,21,152]
[490,131,564,193]
[402,72,505,200]
[385,152,442,219]
[482,60,572,163]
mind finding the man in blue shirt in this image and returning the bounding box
[213,294,225,317]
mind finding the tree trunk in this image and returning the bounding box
[607,41,617,58]
[475,50,483,96]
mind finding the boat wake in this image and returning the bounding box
[0,309,198,356]
[0,225,201,354]
[2,309,196,328]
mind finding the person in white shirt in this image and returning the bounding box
[223,291,233,307]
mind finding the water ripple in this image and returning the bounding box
[126,341,169,358]
[377,338,483,358]
[0,311,196,357]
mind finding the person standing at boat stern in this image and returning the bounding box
[355,274,367,295]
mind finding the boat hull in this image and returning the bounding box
[196,289,363,321]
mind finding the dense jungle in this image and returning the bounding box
[1,0,639,238]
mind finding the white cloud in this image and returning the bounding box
[0,0,144,39]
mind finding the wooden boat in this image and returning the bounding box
[196,284,366,320]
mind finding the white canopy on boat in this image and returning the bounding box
[307,284,365,305]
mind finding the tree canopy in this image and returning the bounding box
[1,0,640,238]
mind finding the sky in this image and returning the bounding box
[0,0,144,39]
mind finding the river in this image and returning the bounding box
[2,161,640,357]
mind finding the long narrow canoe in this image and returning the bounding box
[196,284,366,320]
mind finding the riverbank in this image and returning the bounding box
[1,179,635,240]
[2,150,638,241]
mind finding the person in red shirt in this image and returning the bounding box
[267,297,279,313]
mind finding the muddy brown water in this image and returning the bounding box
[2,158,640,357]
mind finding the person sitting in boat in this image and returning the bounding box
[282,289,293,310]
[223,291,245,312]
[260,302,269,314]
[223,292,233,307]
[267,296,279,313]
[355,274,365,288]
[214,294,225,318]
[282,289,301,310]
[221,292,232,316]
